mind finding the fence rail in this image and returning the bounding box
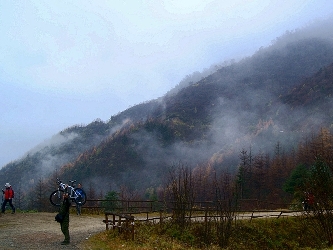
[81,198,298,213]
[84,198,303,241]
[80,198,301,222]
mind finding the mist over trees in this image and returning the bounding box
[1,18,333,210]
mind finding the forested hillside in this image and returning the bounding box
[1,21,333,210]
[57,45,333,192]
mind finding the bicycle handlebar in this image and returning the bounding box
[55,178,78,190]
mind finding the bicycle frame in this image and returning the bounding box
[56,179,80,200]
[50,178,87,207]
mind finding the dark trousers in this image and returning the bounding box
[61,217,70,242]
[1,199,15,213]
[76,204,81,215]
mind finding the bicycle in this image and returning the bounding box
[49,178,87,207]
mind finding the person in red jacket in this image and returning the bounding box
[1,183,15,214]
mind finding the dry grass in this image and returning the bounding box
[81,217,331,250]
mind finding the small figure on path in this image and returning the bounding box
[59,187,71,245]
[302,192,309,211]
[303,192,315,211]
[76,183,83,215]
[307,193,314,210]
[1,183,15,214]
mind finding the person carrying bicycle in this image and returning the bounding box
[59,186,71,245]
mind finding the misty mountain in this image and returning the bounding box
[0,120,111,186]
[2,20,333,194]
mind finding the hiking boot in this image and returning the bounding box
[61,241,70,245]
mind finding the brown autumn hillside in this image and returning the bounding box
[2,25,333,210]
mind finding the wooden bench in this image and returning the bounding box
[103,212,135,240]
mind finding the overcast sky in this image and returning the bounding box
[0,0,332,168]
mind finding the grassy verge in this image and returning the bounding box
[82,217,332,249]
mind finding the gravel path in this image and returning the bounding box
[0,212,105,249]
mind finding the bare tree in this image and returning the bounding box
[14,182,26,211]
[165,162,195,229]
[237,148,252,199]
[87,182,97,207]
[302,158,333,246]
[213,170,239,248]
[252,152,269,201]
[119,185,140,212]
[192,163,215,201]
[35,178,50,211]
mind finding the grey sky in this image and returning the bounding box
[1,0,332,167]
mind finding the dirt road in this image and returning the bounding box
[0,212,105,249]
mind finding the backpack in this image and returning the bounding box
[55,213,64,223]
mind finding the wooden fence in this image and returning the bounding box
[76,199,164,215]
[80,198,300,220]
[103,212,135,240]
[80,198,296,214]
[78,199,301,240]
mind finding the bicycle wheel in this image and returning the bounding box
[50,190,64,206]
[74,188,87,205]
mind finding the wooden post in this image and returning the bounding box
[277,211,283,219]
[124,217,128,238]
[118,215,121,233]
[105,213,109,230]
[204,207,208,235]
[131,217,135,240]
[159,210,163,226]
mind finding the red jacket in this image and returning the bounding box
[3,187,14,199]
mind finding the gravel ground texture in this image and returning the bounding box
[0,212,105,249]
